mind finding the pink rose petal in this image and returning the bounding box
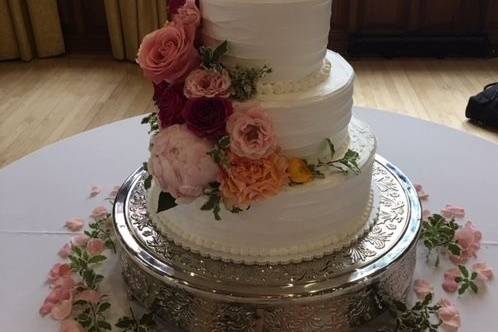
[441,204,465,219]
[89,186,102,198]
[442,268,461,293]
[39,301,55,316]
[472,262,494,281]
[65,218,84,232]
[60,319,84,332]
[48,263,73,285]
[58,243,73,259]
[108,186,120,200]
[86,238,106,256]
[90,206,109,221]
[437,299,461,331]
[449,221,482,264]
[415,184,429,200]
[75,289,101,304]
[71,234,89,247]
[51,276,76,290]
[413,279,435,299]
[51,298,72,321]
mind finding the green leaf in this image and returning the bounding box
[140,313,156,327]
[470,282,479,293]
[212,40,228,62]
[471,272,478,280]
[447,243,461,256]
[98,302,111,313]
[115,317,134,328]
[89,255,107,264]
[157,192,178,213]
[458,265,469,278]
[326,138,335,159]
[144,175,152,190]
[218,135,231,149]
[459,283,469,295]
[97,320,113,330]
[142,162,148,172]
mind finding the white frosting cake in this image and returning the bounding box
[144,0,379,264]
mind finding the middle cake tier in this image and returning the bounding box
[147,118,376,265]
[257,51,354,160]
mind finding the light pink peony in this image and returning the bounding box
[442,268,461,293]
[227,103,277,159]
[65,218,84,232]
[472,262,494,281]
[415,184,429,200]
[58,243,73,259]
[413,279,434,299]
[437,299,461,331]
[449,221,482,264]
[173,0,201,36]
[86,238,106,256]
[184,69,231,98]
[60,319,84,332]
[137,21,200,84]
[441,204,465,219]
[75,289,100,305]
[149,124,219,203]
[91,206,108,221]
[71,234,89,247]
[48,263,73,285]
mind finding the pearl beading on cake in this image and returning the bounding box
[257,58,332,96]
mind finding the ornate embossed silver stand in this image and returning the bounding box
[112,155,421,331]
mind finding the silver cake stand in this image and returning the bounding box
[112,155,421,331]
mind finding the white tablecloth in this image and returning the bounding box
[1,108,497,331]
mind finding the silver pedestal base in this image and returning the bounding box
[113,155,421,331]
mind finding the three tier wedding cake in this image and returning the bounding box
[137,0,377,264]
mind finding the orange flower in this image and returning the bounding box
[220,152,289,209]
[288,158,313,184]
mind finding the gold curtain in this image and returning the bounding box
[104,0,168,61]
[0,0,65,61]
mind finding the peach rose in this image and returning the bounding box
[184,69,231,98]
[449,221,482,264]
[137,21,200,84]
[227,103,276,159]
[149,124,219,203]
[220,152,289,209]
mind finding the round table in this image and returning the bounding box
[1,108,497,331]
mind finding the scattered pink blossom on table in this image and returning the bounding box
[442,268,461,293]
[422,209,432,221]
[89,186,102,198]
[91,206,109,221]
[51,276,76,290]
[149,124,219,203]
[71,234,89,247]
[413,279,434,299]
[472,262,494,282]
[184,69,231,98]
[51,298,73,321]
[87,238,106,256]
[39,287,72,318]
[441,204,466,219]
[60,319,84,332]
[415,184,429,200]
[48,263,73,285]
[74,289,101,305]
[449,221,482,264]
[437,299,461,331]
[58,243,72,259]
[65,218,84,232]
[227,102,277,159]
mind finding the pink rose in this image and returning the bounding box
[51,298,73,321]
[149,124,219,203]
[75,289,100,304]
[472,262,494,281]
[413,279,434,299]
[415,184,429,200]
[91,206,108,221]
[65,218,84,232]
[71,234,89,247]
[58,243,73,259]
[227,103,277,159]
[48,263,73,285]
[173,0,201,37]
[182,97,233,140]
[60,319,84,332]
[437,299,461,331]
[52,276,76,290]
[86,238,106,256]
[441,204,465,219]
[40,287,72,317]
[137,21,200,84]
[442,268,461,293]
[184,69,231,98]
[449,221,482,264]
[89,185,102,198]
[156,83,187,128]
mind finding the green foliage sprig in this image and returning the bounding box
[201,182,223,221]
[421,214,461,266]
[73,297,112,331]
[455,265,479,295]
[378,294,442,332]
[207,136,231,167]
[308,139,361,177]
[141,113,159,134]
[143,162,153,190]
[116,309,157,332]
[84,216,115,253]
[200,41,228,72]
[229,65,272,101]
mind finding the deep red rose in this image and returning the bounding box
[157,83,187,128]
[169,0,199,17]
[182,97,233,140]
[153,81,169,104]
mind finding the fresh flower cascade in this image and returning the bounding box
[138,0,360,220]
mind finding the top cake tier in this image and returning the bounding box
[200,0,332,82]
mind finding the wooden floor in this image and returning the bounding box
[1,54,497,168]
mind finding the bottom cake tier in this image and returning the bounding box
[112,155,421,332]
[147,118,377,264]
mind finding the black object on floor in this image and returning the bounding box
[466,82,498,129]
